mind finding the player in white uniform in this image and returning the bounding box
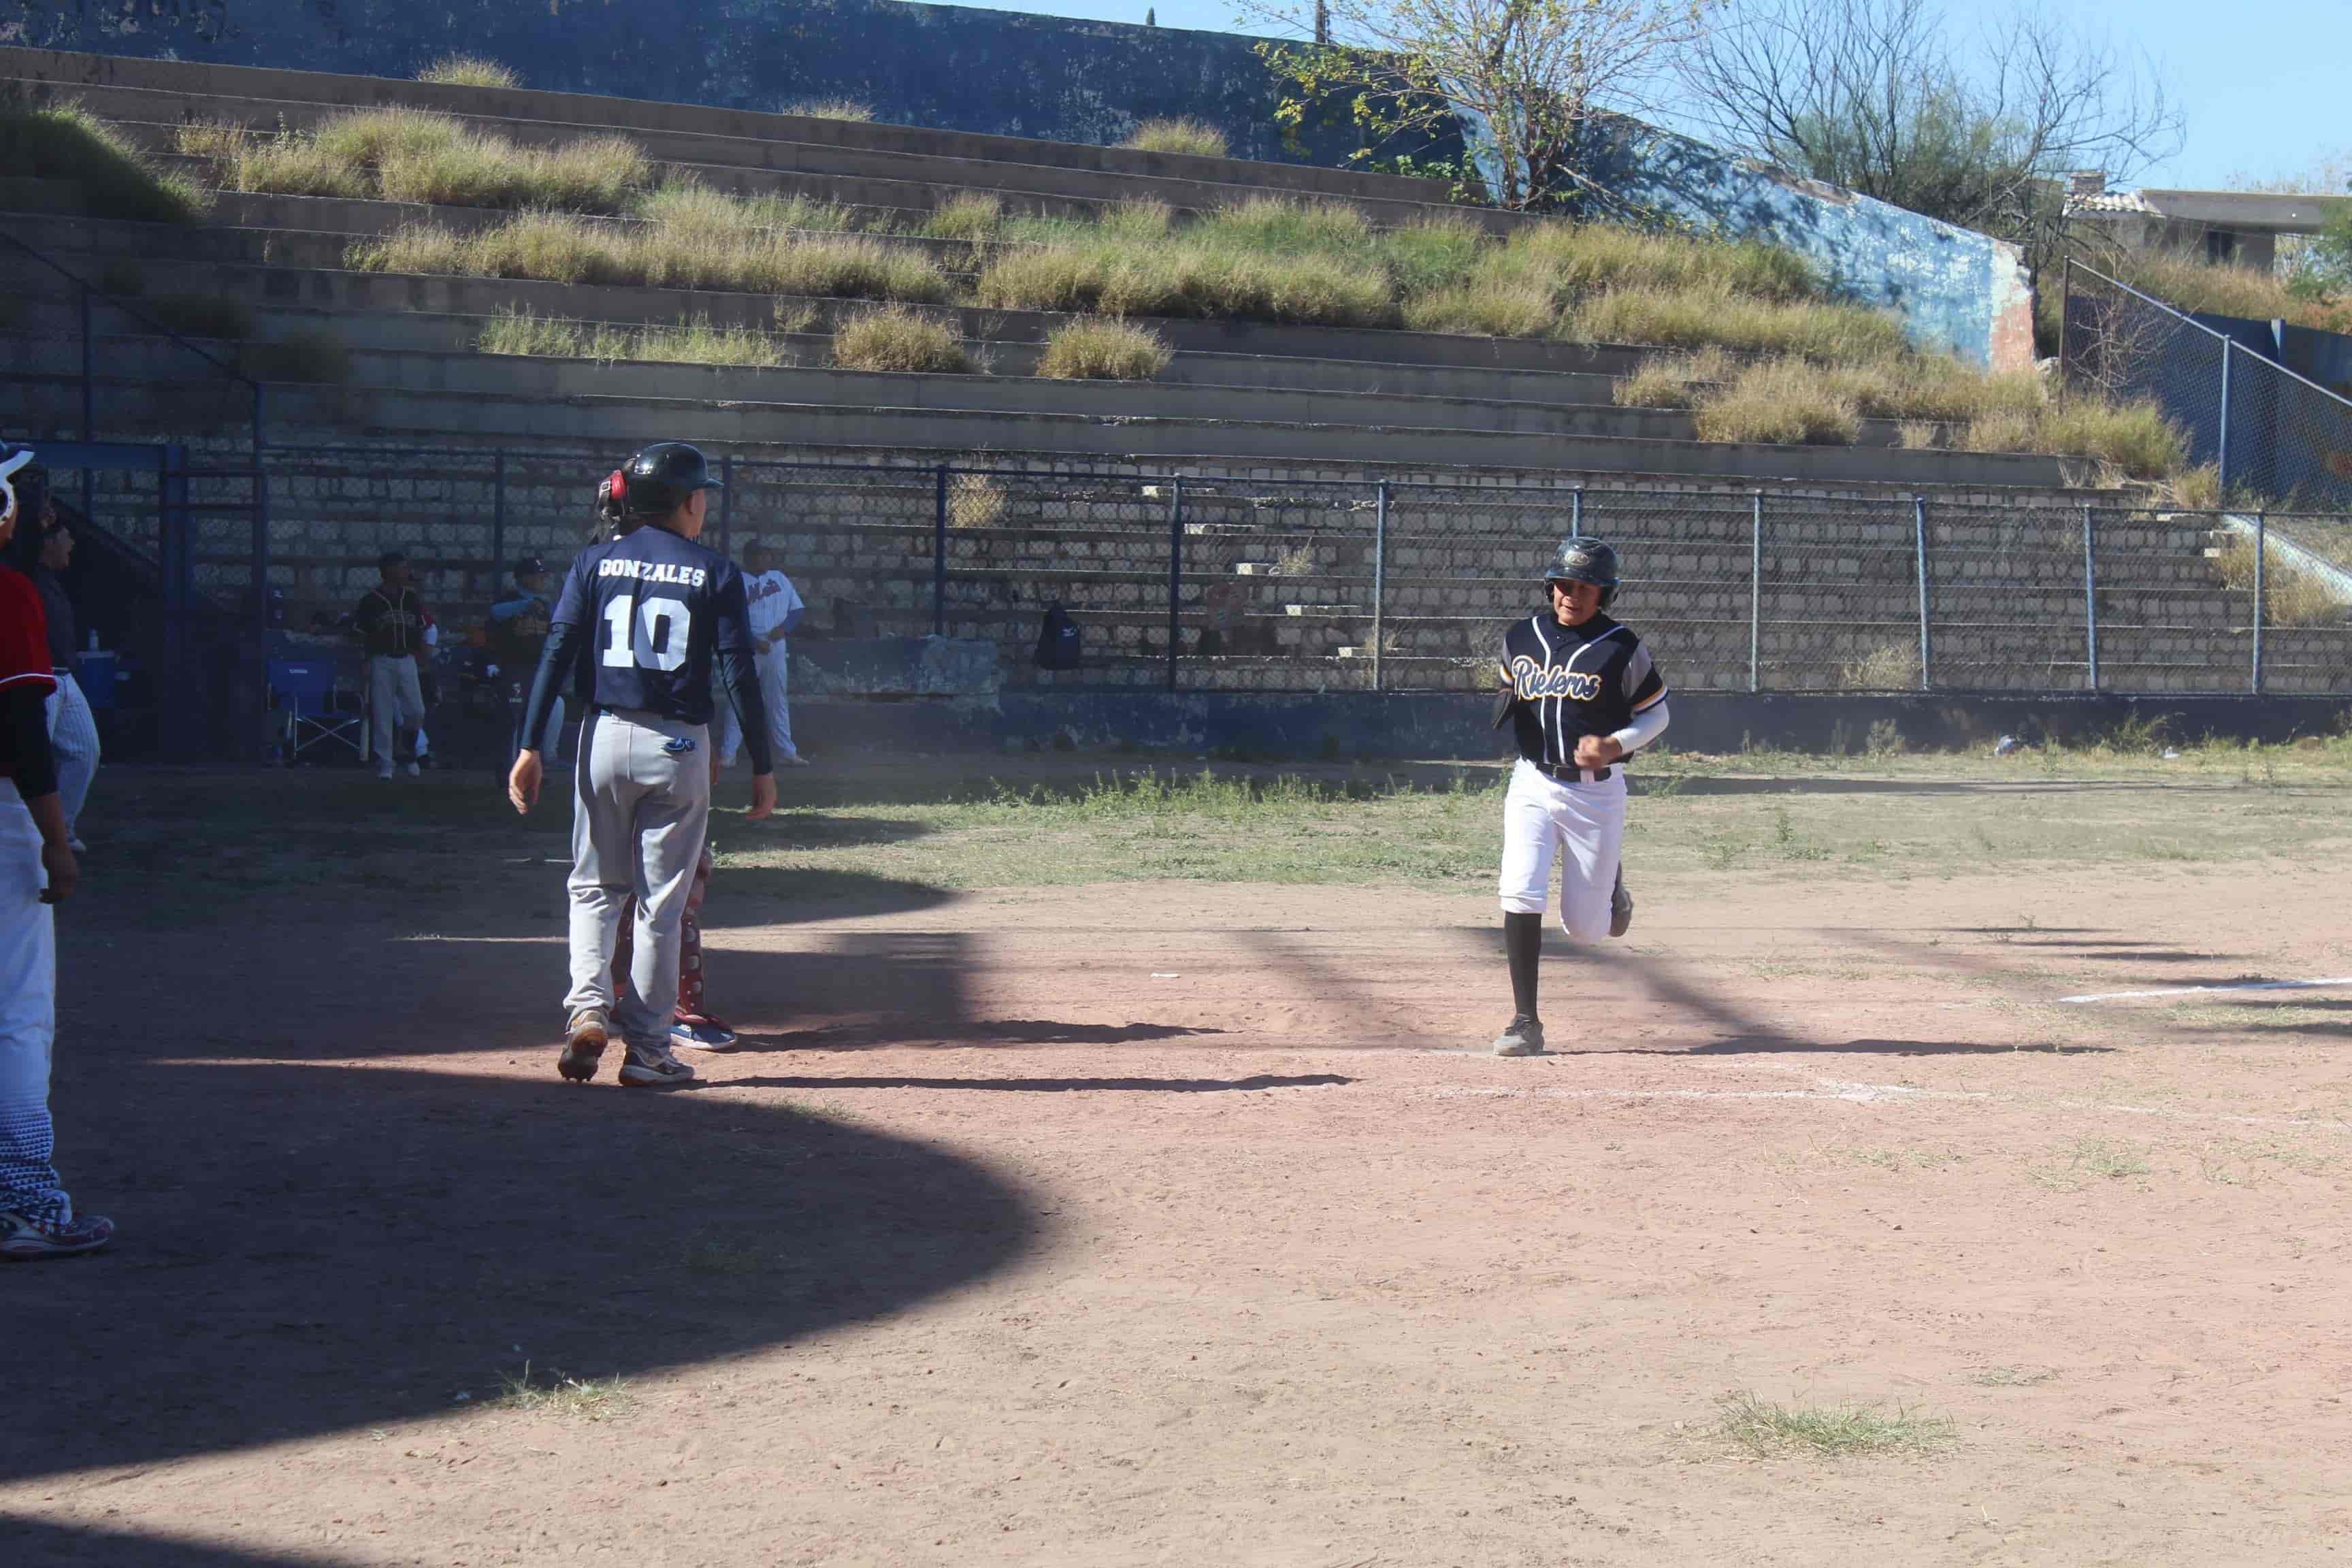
[715,536,808,769]
[1490,538,1670,1057]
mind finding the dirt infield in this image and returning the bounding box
[11,764,2352,1565]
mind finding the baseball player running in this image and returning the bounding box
[1490,537,1669,1057]
[506,442,776,1088]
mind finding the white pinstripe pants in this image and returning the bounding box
[43,670,99,836]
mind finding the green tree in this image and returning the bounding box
[1249,0,1723,210]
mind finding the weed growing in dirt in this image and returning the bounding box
[1967,1366,2057,1388]
[494,1363,632,1422]
[2027,1136,2152,1192]
[416,54,520,88]
[1716,1392,1953,1457]
[681,1241,772,1276]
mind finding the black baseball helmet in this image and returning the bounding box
[611,441,725,518]
[1546,536,1620,607]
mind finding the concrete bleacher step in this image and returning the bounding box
[4,46,1460,208]
[22,73,1509,233]
[2,221,1659,379]
[4,372,2078,489]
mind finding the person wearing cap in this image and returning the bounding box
[490,554,564,762]
[0,444,112,1258]
[353,551,429,780]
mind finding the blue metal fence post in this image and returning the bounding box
[1371,480,1388,693]
[2217,337,2234,495]
[1166,477,1184,691]
[1569,487,1582,540]
[933,464,949,638]
[2252,511,2266,693]
[1748,493,1762,693]
[1912,495,1931,690]
[2082,504,2101,692]
[718,453,733,559]
[491,451,507,591]
[79,283,95,526]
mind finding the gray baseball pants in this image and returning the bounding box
[563,708,712,1051]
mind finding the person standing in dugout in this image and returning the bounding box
[354,551,429,779]
[506,442,776,1088]
[1490,537,1670,1058]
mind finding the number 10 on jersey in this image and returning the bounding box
[601,593,690,672]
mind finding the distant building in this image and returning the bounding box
[2063,172,2347,273]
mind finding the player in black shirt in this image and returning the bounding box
[1489,537,1671,1056]
[506,442,776,1088]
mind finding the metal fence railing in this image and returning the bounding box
[140,445,2347,702]
[2062,260,2352,512]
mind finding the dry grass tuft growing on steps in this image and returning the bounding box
[180,108,649,214]
[352,214,953,303]
[1035,317,1174,380]
[415,55,521,89]
[1121,118,1230,158]
[831,306,972,374]
[5,100,208,222]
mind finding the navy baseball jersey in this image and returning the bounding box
[1498,611,1667,770]
[520,523,770,771]
[561,527,753,721]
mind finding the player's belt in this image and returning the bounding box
[1535,762,1612,783]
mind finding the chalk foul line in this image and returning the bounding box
[2058,977,2352,1005]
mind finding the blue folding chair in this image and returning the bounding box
[268,657,365,765]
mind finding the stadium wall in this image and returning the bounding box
[15,3,2027,369]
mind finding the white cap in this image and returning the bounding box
[0,445,33,529]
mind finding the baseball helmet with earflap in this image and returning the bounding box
[1546,536,1620,608]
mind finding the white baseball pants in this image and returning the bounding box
[715,644,796,766]
[564,708,713,1051]
[1497,757,1627,942]
[0,800,68,1222]
[44,670,99,836]
[367,655,425,774]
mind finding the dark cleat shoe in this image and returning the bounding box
[1492,1015,1545,1057]
[559,1009,608,1083]
[1610,868,1634,938]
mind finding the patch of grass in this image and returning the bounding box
[1612,347,1735,409]
[1840,643,1921,691]
[1836,1145,1965,1170]
[189,108,649,214]
[633,178,863,237]
[2212,533,2346,625]
[2027,1135,2151,1192]
[1122,117,1229,157]
[832,306,970,373]
[1035,316,1173,380]
[1690,356,1860,444]
[2,99,208,222]
[475,306,791,367]
[1968,1365,2057,1387]
[2118,252,2352,335]
[949,473,1009,529]
[1575,286,1907,364]
[921,192,1003,243]
[416,54,521,88]
[493,1362,632,1422]
[1716,1392,1953,1457]
[786,97,875,122]
[353,216,952,302]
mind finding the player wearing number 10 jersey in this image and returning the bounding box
[506,442,775,1089]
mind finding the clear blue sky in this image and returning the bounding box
[923,0,2351,192]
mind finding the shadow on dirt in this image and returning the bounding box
[3,1060,1036,1488]
[701,1072,1354,1093]
[12,1516,347,1568]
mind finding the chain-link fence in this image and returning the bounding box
[69,444,2352,716]
[2063,260,2352,510]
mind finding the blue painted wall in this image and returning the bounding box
[7,0,1390,167]
[1583,116,2035,370]
[12,1,2028,368]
